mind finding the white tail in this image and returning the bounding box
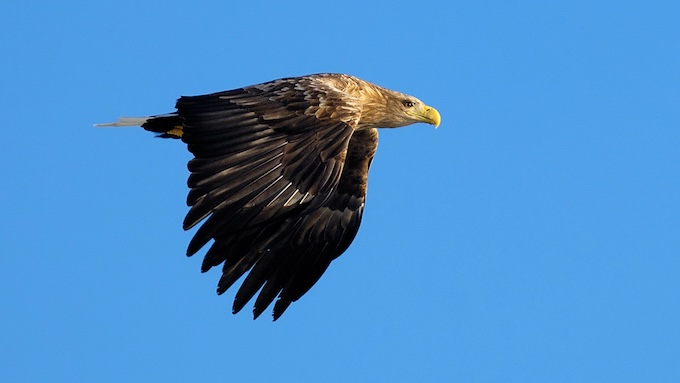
[94,117,149,127]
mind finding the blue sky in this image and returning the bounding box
[2,1,679,382]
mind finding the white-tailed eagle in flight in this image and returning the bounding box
[98,73,441,320]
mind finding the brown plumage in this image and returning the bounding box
[98,73,441,320]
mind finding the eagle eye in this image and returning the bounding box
[402,100,415,108]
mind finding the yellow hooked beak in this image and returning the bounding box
[410,105,441,128]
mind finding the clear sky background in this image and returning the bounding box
[2,1,679,382]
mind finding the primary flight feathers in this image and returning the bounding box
[99,73,441,320]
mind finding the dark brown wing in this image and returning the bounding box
[176,77,377,319]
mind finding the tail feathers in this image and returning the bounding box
[94,117,149,127]
[95,113,184,139]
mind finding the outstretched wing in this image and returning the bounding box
[176,76,378,319]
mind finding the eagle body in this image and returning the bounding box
[100,73,440,320]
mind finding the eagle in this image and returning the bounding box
[98,73,441,320]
